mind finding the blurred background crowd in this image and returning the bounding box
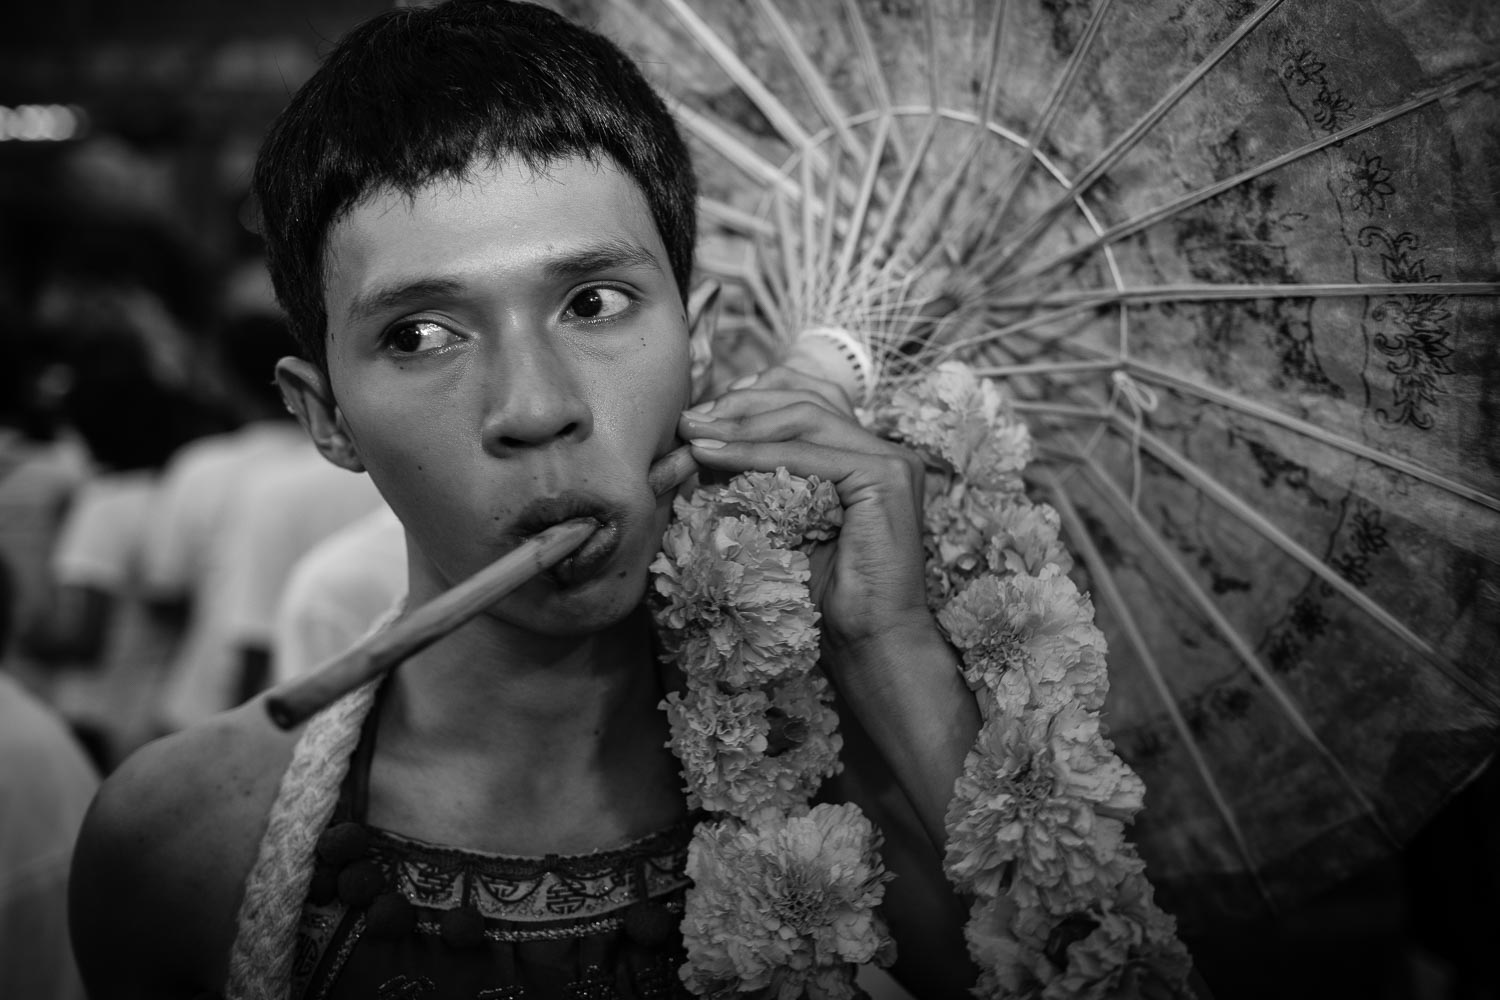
[0,5,403,998]
[0,3,1493,1000]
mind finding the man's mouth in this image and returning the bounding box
[511,492,625,588]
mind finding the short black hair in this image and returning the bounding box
[254,0,697,369]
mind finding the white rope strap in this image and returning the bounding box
[224,678,380,1000]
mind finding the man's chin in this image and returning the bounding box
[505,566,652,636]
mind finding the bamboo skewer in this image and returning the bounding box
[263,446,699,730]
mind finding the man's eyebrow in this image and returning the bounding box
[345,277,466,326]
[343,241,664,326]
[541,238,664,283]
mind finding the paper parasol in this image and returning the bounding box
[556,0,1500,934]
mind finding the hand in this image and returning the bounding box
[678,364,938,665]
[681,363,980,853]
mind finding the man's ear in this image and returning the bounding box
[686,280,721,403]
[274,357,366,472]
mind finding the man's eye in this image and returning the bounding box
[566,287,632,321]
[385,320,460,354]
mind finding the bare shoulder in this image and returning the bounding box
[71,698,299,999]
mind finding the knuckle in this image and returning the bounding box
[791,400,832,426]
[878,453,915,485]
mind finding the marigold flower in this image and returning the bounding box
[681,805,895,1000]
[944,707,1143,905]
[877,361,1032,491]
[653,514,821,689]
[937,568,1110,713]
[664,674,842,820]
[704,469,844,549]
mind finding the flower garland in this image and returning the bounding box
[650,361,1192,998]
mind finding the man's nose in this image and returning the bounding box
[478,333,593,455]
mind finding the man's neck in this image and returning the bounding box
[366,607,684,853]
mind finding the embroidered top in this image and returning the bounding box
[289,684,698,1000]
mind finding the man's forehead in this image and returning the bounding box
[323,155,670,320]
[343,153,650,228]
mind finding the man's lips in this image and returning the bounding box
[508,491,627,588]
[510,491,618,538]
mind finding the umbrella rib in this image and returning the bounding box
[671,103,804,199]
[976,0,1118,253]
[1125,359,1500,514]
[771,185,804,329]
[845,114,944,300]
[1071,456,1398,847]
[839,0,910,166]
[981,281,1500,309]
[656,0,818,155]
[987,0,1290,278]
[699,197,776,238]
[992,63,1500,292]
[1106,415,1500,714]
[1043,473,1278,906]
[1000,330,1500,514]
[751,0,868,167]
[829,114,895,310]
[865,4,1012,292]
[990,328,1500,514]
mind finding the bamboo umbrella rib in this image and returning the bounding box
[772,186,804,326]
[867,2,1014,289]
[977,0,1118,252]
[939,297,1107,358]
[1125,359,1500,514]
[830,113,896,306]
[758,202,796,334]
[656,0,827,165]
[699,197,777,237]
[800,155,818,320]
[1072,456,1397,847]
[988,0,1291,278]
[741,245,791,346]
[997,327,1500,514]
[1044,473,1278,907]
[839,0,910,166]
[751,0,868,168]
[804,143,833,320]
[978,359,1118,378]
[994,64,1500,292]
[843,113,944,302]
[1014,401,1112,421]
[981,281,1500,309]
[1102,414,1500,715]
[672,103,804,200]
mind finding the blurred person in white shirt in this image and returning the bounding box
[218,446,384,700]
[141,313,315,730]
[22,334,206,769]
[269,503,406,684]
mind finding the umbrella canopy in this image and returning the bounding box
[560,0,1500,934]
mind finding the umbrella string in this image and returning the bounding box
[1108,369,1160,511]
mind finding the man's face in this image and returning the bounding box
[319,155,692,634]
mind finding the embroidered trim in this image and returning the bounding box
[371,823,695,922]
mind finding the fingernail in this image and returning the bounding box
[727,373,758,390]
[682,403,716,420]
[689,437,726,450]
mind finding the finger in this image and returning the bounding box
[686,387,845,424]
[686,436,915,505]
[726,365,856,417]
[682,397,890,457]
[684,399,927,513]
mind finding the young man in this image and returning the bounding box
[69,3,984,996]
